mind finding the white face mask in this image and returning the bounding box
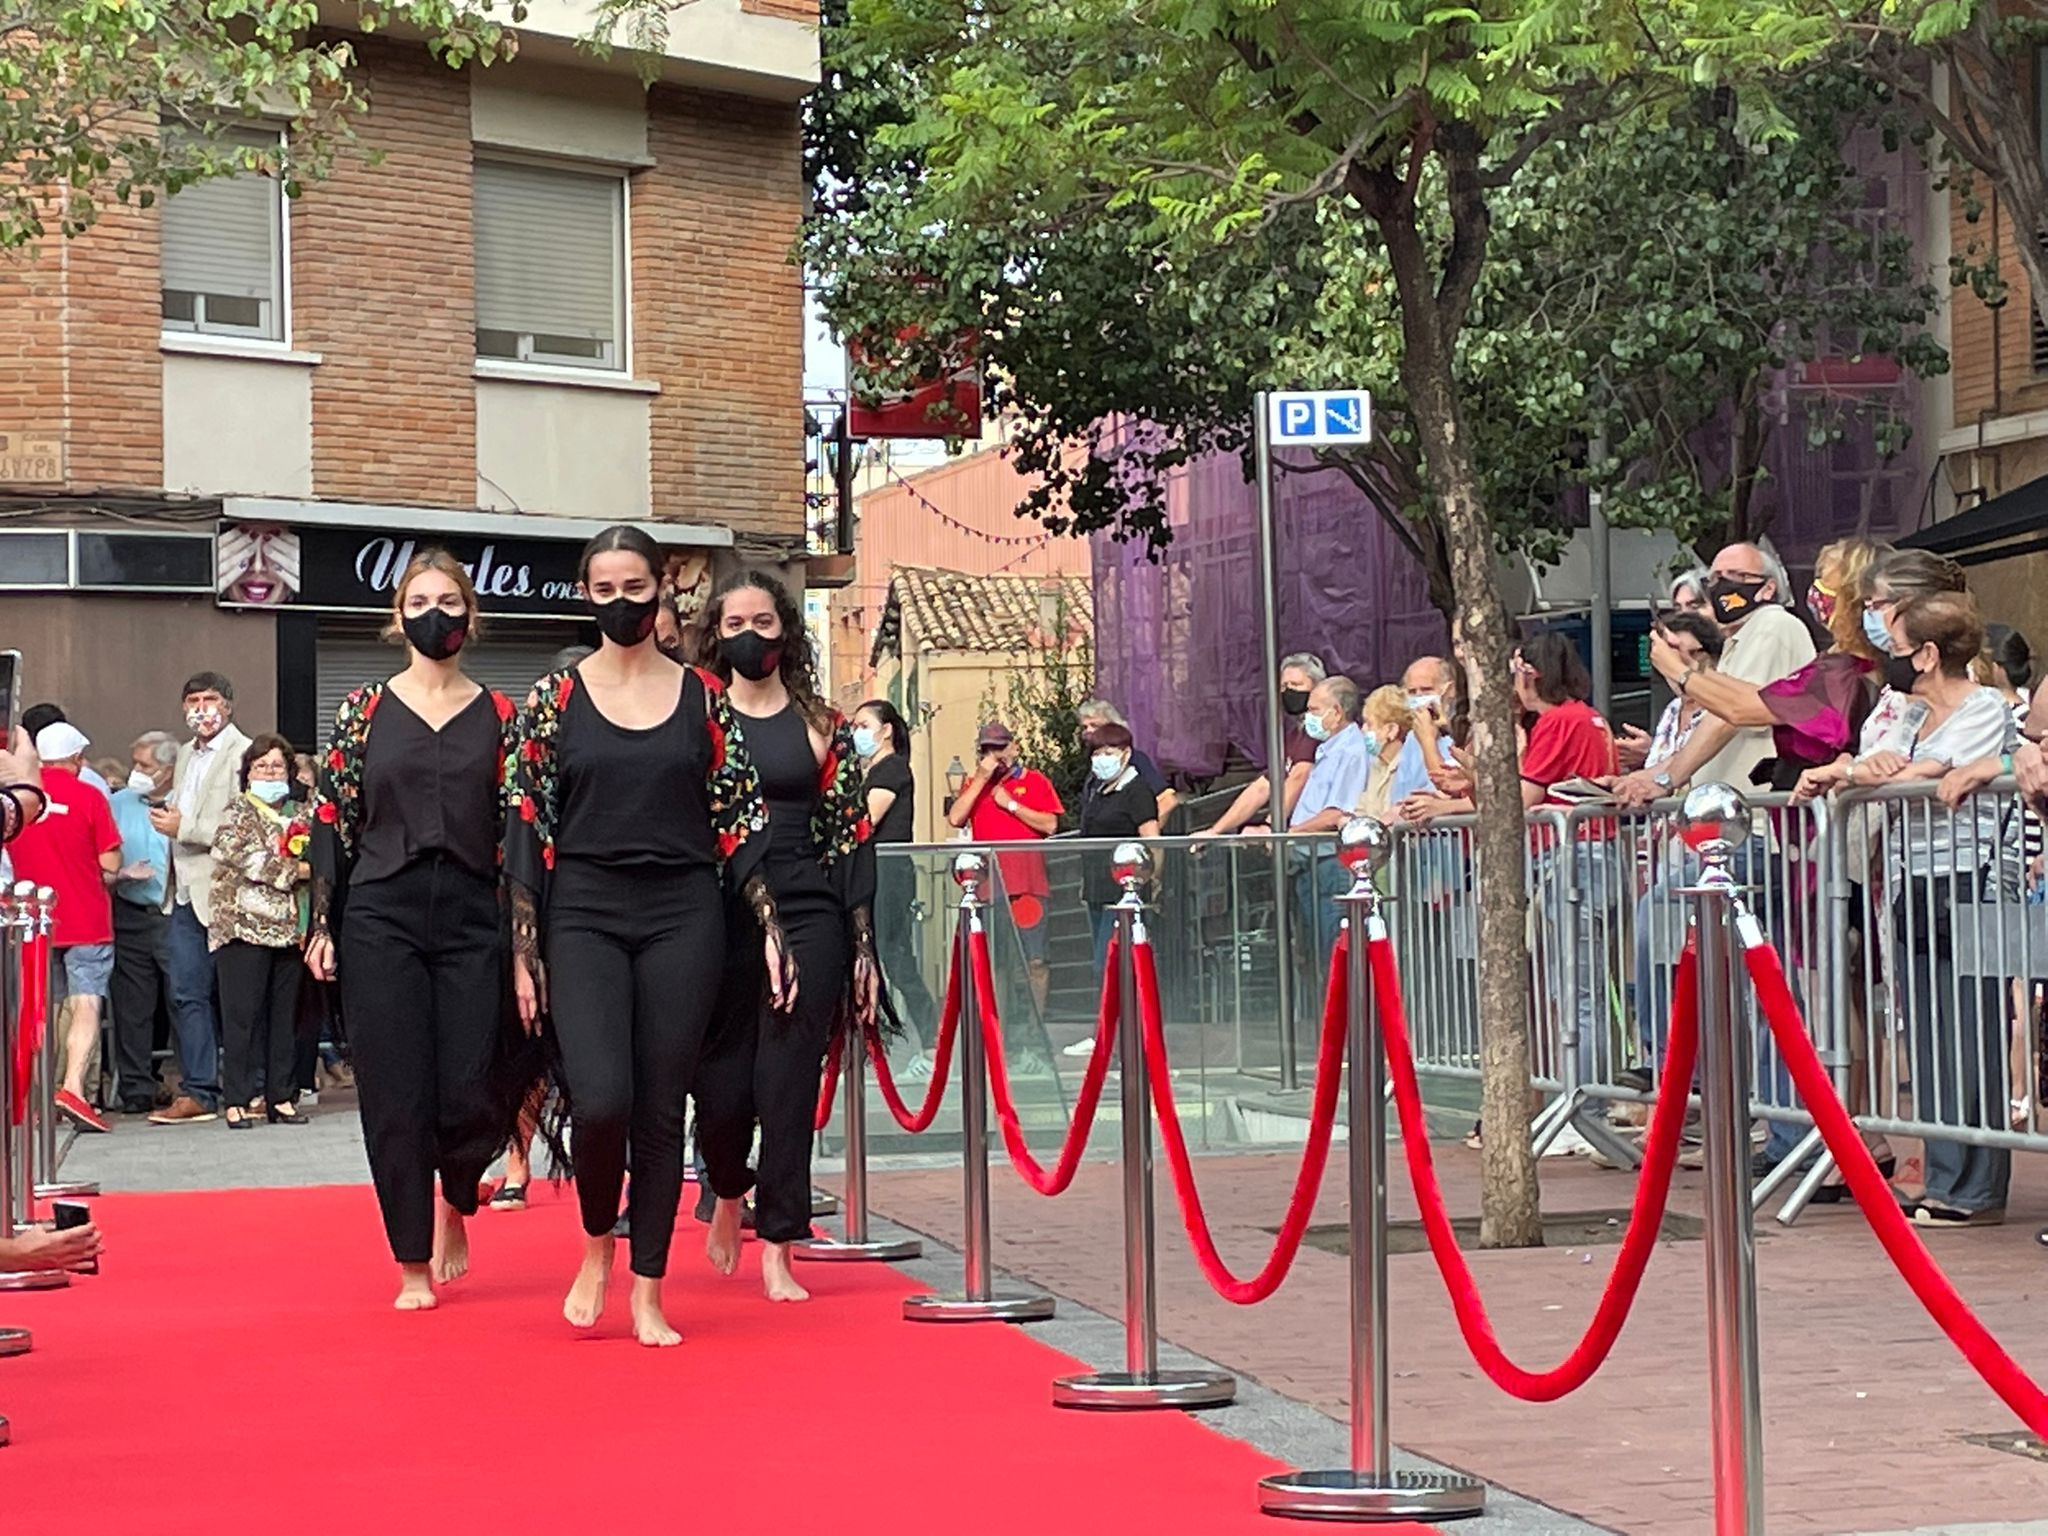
[127,768,157,796]
[1406,692,1440,714]
[250,779,291,806]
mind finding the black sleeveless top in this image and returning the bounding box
[731,703,837,908]
[353,688,501,886]
[554,669,715,869]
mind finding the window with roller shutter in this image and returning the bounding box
[473,158,627,371]
[160,126,286,341]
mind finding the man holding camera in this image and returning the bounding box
[946,721,1063,1010]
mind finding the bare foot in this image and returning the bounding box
[430,1201,470,1285]
[563,1234,615,1328]
[629,1276,681,1347]
[762,1241,810,1303]
[394,1263,438,1311]
[706,1197,743,1277]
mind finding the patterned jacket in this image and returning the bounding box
[209,794,312,950]
[504,665,766,899]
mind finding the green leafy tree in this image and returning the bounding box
[0,0,521,247]
[981,620,1096,823]
[801,3,1943,1240]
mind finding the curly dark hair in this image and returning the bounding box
[697,570,832,734]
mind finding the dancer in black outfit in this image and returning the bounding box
[307,550,520,1312]
[507,526,764,1346]
[697,571,879,1303]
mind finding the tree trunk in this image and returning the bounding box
[1949,15,2048,343]
[1371,179,1544,1250]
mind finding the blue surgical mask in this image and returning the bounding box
[250,779,290,806]
[1360,730,1381,759]
[1090,752,1123,782]
[1304,712,1332,743]
[1862,608,1892,654]
[852,726,879,759]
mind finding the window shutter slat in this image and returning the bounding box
[473,161,620,343]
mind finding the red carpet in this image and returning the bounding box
[0,1184,1441,1534]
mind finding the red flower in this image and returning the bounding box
[328,748,344,770]
[521,738,545,762]
[542,845,556,871]
[362,691,381,719]
[492,692,514,724]
[718,830,740,859]
[554,675,575,709]
[316,802,338,824]
[705,717,726,766]
[856,816,872,842]
[520,795,538,823]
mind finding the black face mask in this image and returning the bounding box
[721,630,785,682]
[1280,687,1311,718]
[591,594,659,647]
[1882,651,1923,697]
[401,608,469,661]
[1706,574,1768,627]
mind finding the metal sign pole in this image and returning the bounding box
[0,886,63,1297]
[905,852,1055,1323]
[1261,819,1484,1520]
[29,889,93,1203]
[1679,786,1766,1536]
[1253,392,1300,1093]
[1054,844,1235,1410]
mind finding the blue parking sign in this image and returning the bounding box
[1266,389,1373,447]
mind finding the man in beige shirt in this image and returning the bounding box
[147,671,250,1123]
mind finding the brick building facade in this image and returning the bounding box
[0,0,815,755]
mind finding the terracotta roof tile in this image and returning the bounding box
[871,564,1093,665]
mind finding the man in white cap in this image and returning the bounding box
[9,721,122,1132]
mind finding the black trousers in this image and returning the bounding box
[547,858,724,1279]
[110,898,170,1109]
[698,882,847,1246]
[215,941,303,1110]
[875,856,936,1047]
[341,859,505,1265]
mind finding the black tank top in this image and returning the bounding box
[739,703,824,862]
[554,669,715,869]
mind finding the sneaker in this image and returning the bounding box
[1913,1203,2004,1229]
[1061,1038,1097,1059]
[54,1089,109,1134]
[1542,1121,1595,1158]
[899,1050,935,1084]
[147,1095,218,1125]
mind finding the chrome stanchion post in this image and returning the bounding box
[905,852,1055,1323]
[1054,842,1235,1410]
[1261,818,1484,1520]
[0,885,63,1297]
[29,888,93,1203]
[1678,786,1766,1536]
[796,934,921,1264]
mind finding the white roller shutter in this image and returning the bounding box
[312,621,577,745]
[473,160,622,364]
[161,128,283,332]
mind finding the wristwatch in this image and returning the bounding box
[1651,770,1673,791]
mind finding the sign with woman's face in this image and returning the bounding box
[215,524,302,607]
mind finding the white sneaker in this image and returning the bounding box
[899,1051,934,1084]
[1542,1121,1595,1158]
[1062,1038,1096,1059]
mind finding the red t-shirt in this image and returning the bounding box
[967,765,1064,905]
[1522,699,1618,841]
[10,767,119,947]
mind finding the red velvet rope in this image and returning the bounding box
[866,937,963,1133]
[1374,933,1700,1401]
[11,933,45,1129]
[976,925,1117,1196]
[1743,938,2048,1437]
[813,1035,843,1133]
[1134,930,1348,1304]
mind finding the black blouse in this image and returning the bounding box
[1078,771,1159,909]
[352,688,502,886]
[863,753,915,844]
[553,669,716,869]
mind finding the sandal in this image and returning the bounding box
[1808,1154,1896,1205]
[489,1183,528,1210]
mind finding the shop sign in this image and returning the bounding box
[215,521,590,618]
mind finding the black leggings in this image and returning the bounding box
[698,888,847,1246]
[216,941,302,1110]
[547,858,724,1279]
[342,858,505,1265]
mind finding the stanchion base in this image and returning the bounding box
[0,1272,66,1293]
[0,1327,30,1358]
[1052,1369,1237,1411]
[902,1291,1057,1324]
[792,1236,923,1263]
[34,1182,97,1200]
[1258,1470,1486,1522]
[811,1190,839,1218]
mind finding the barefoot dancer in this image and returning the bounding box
[696,572,880,1304]
[307,551,521,1312]
[506,525,762,1346]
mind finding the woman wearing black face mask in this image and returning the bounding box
[505,525,766,1345]
[307,550,522,1312]
[694,569,880,1304]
